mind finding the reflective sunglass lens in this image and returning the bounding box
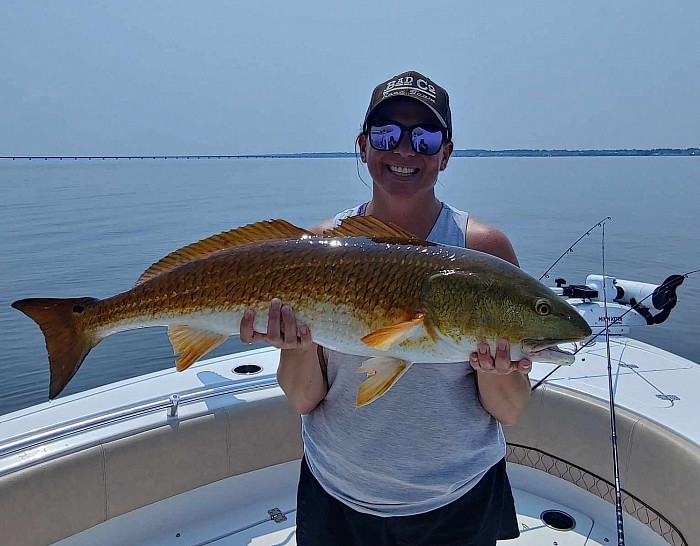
[411,127,443,155]
[369,124,402,151]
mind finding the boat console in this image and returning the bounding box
[552,274,684,335]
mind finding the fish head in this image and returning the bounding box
[514,286,592,361]
[424,266,592,362]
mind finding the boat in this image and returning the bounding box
[0,272,697,546]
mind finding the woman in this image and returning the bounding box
[240,71,530,545]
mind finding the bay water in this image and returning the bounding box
[1,157,699,415]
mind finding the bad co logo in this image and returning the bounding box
[385,76,415,91]
[384,77,437,101]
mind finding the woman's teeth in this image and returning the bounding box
[388,165,418,176]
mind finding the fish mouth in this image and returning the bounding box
[526,345,577,365]
[521,333,594,365]
[528,345,573,357]
[522,338,579,356]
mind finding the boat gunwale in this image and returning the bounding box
[0,374,279,475]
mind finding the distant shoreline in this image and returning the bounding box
[1,148,698,160]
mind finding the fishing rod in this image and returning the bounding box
[534,220,627,544]
[530,220,700,545]
[529,217,613,389]
[538,216,611,281]
[600,221,626,546]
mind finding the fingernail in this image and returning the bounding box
[498,339,507,351]
[244,310,253,319]
[299,326,308,335]
[470,353,478,361]
[479,345,488,355]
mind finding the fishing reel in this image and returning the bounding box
[550,274,684,335]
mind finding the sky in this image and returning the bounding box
[1,1,698,155]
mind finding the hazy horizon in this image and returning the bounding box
[3,146,699,160]
[2,1,699,155]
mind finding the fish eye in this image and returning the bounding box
[535,298,552,316]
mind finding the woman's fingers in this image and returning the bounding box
[238,299,312,350]
[471,342,494,371]
[493,339,512,373]
[266,299,283,345]
[298,324,313,350]
[516,358,532,374]
[281,304,297,345]
[240,309,257,344]
[280,304,314,349]
[469,340,530,375]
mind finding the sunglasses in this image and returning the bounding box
[367,121,447,156]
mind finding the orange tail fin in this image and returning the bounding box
[12,297,101,399]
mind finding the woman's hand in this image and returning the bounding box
[239,298,313,350]
[470,339,531,375]
[241,299,325,414]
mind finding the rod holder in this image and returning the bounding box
[168,394,180,418]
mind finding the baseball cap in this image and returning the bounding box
[363,71,452,140]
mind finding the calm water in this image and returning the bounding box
[1,157,699,416]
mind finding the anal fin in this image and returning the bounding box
[355,357,412,408]
[168,325,229,371]
[361,314,425,350]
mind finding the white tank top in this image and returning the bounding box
[301,202,506,516]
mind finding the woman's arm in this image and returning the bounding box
[470,342,531,426]
[240,299,328,415]
[466,218,532,425]
[239,221,331,415]
[278,344,327,415]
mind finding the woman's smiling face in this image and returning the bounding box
[360,97,453,198]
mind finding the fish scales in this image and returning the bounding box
[85,238,435,335]
[12,217,592,403]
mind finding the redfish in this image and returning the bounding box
[13,216,591,406]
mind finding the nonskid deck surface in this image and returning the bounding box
[530,336,700,442]
[55,460,668,546]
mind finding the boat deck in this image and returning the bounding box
[53,459,668,546]
[2,339,697,546]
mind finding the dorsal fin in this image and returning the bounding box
[136,219,314,286]
[323,215,435,246]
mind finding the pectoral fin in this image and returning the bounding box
[360,314,425,350]
[355,357,412,408]
[168,325,229,371]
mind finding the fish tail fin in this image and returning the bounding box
[12,297,101,399]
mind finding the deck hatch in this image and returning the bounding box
[541,509,576,531]
[233,364,263,375]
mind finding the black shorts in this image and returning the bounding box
[296,456,520,546]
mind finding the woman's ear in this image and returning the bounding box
[439,140,454,171]
[357,134,367,163]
